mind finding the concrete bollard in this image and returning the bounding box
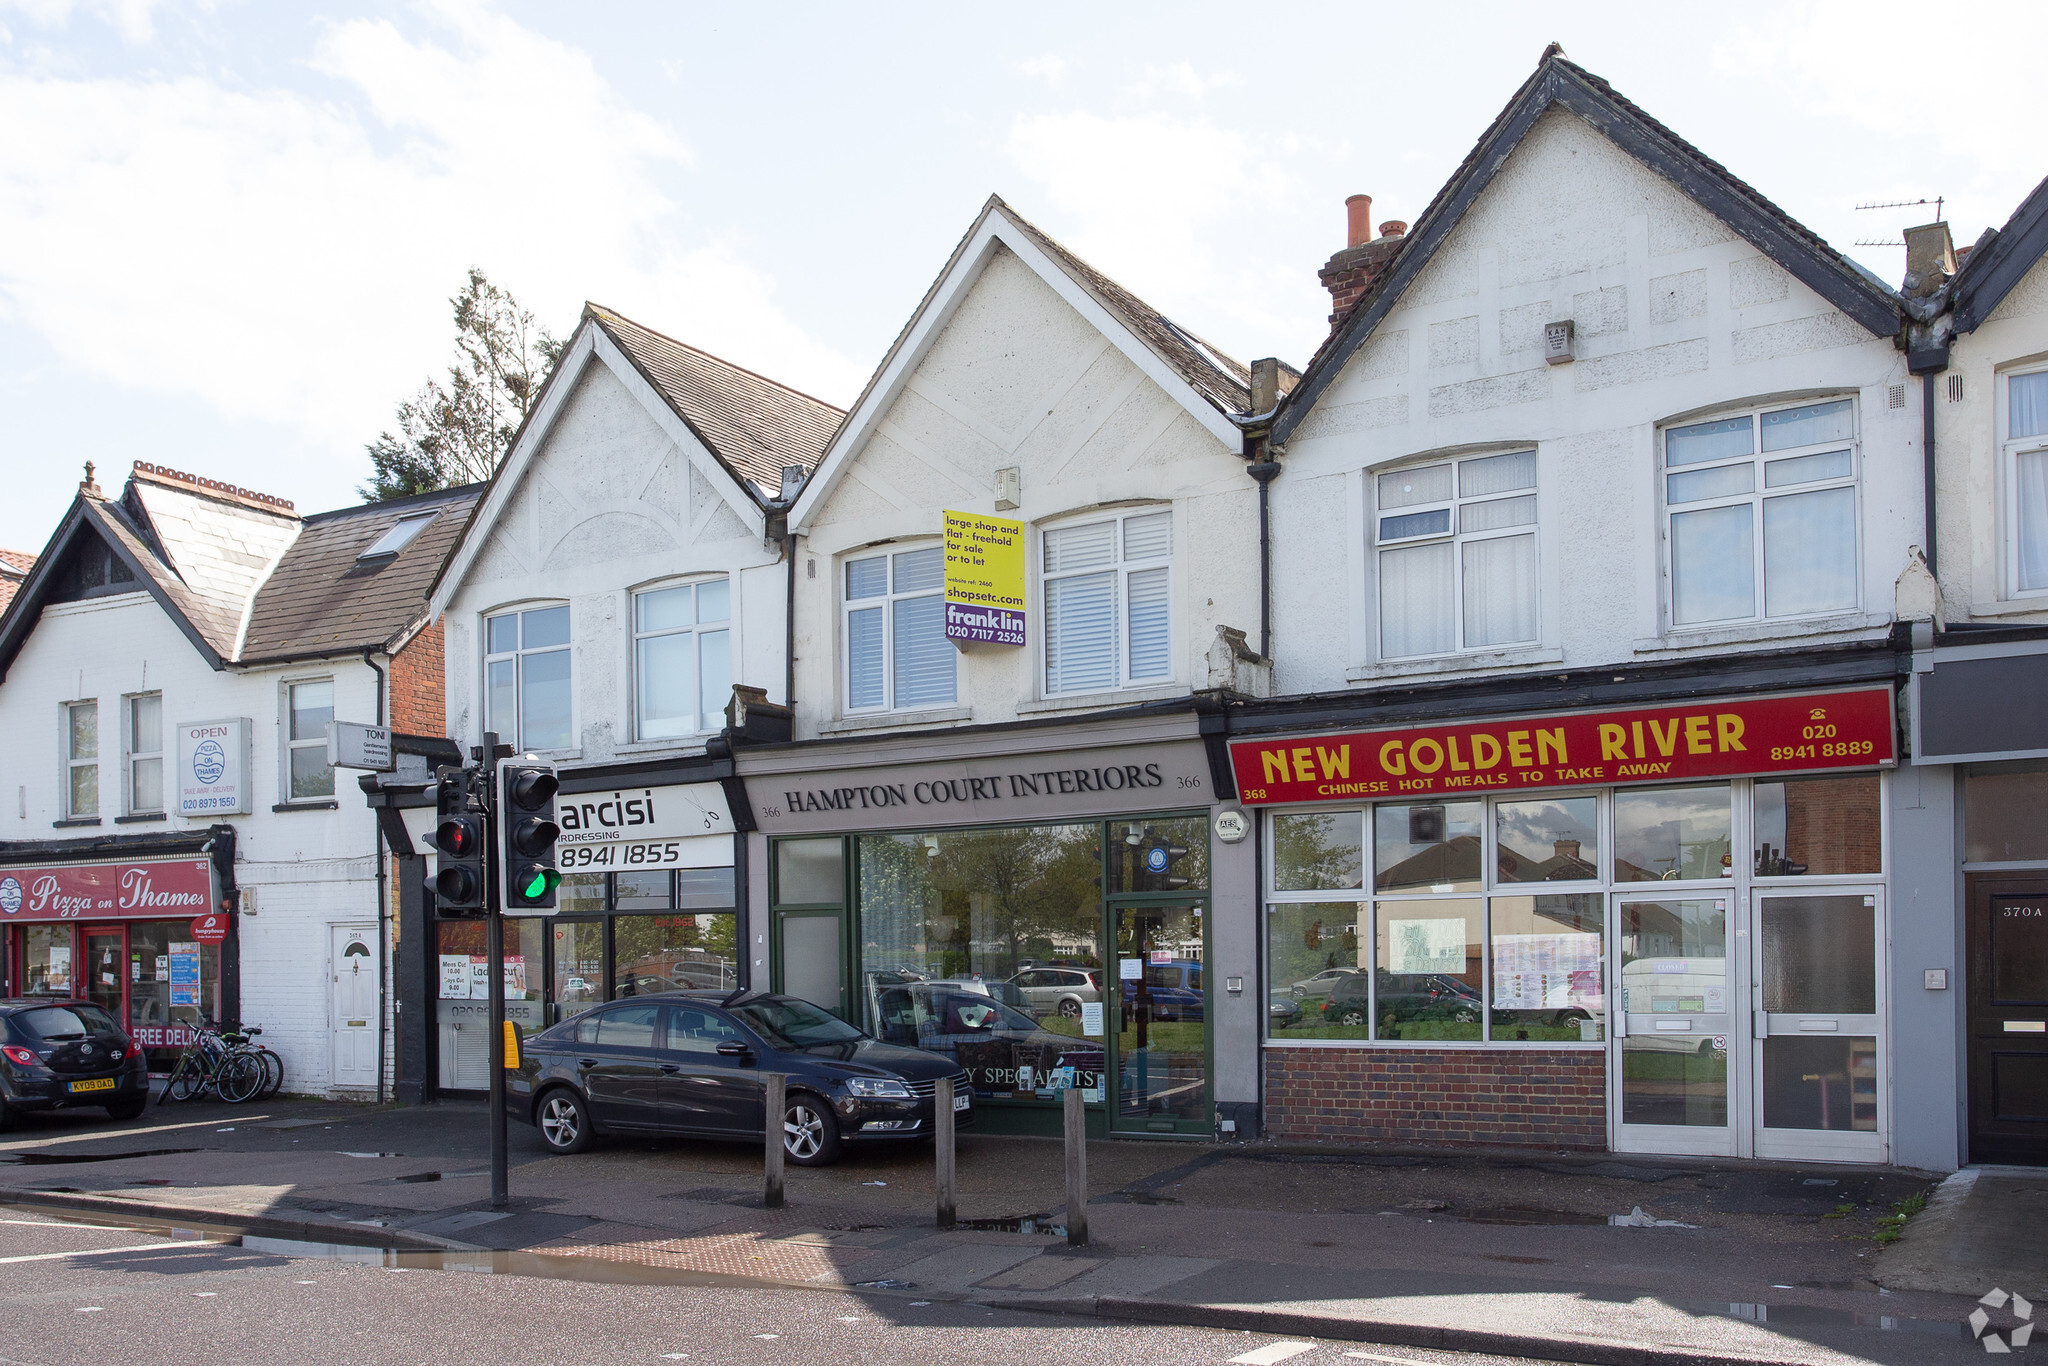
[1063,1084,1088,1246]
[763,1072,786,1209]
[934,1075,956,1228]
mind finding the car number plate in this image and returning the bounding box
[68,1078,115,1093]
[953,1091,970,1111]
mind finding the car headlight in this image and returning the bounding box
[845,1077,914,1099]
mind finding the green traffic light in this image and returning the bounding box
[519,868,560,900]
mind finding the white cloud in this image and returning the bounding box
[0,0,170,43]
[1015,53,1065,84]
[0,0,864,509]
[1007,109,1309,350]
[1127,63,1241,101]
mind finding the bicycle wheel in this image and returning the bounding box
[256,1048,284,1096]
[158,1054,194,1104]
[217,1053,266,1104]
[167,1063,206,1102]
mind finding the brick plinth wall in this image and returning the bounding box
[1267,1047,1607,1149]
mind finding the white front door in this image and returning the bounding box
[1751,888,1887,1163]
[331,925,378,1090]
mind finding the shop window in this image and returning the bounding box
[557,873,607,916]
[615,870,671,910]
[1271,811,1365,891]
[551,920,605,1021]
[844,545,954,712]
[677,867,737,908]
[64,699,98,818]
[2005,368,2048,596]
[1374,450,1538,658]
[1106,816,1210,893]
[435,918,541,1011]
[1964,761,2048,863]
[126,694,163,815]
[1042,509,1172,695]
[775,838,843,905]
[633,578,731,739]
[1375,899,1482,1041]
[855,824,1104,1094]
[1266,903,1369,1040]
[23,924,75,997]
[1614,785,1733,881]
[484,604,571,751]
[285,679,334,801]
[613,913,739,995]
[1753,773,1882,875]
[1373,801,1482,892]
[1663,398,1859,627]
[1494,797,1597,883]
[1489,894,1605,1042]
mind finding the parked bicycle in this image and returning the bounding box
[157,1022,283,1104]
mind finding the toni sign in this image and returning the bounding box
[1229,688,1895,806]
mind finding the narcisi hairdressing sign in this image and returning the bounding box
[1229,687,1895,806]
[555,782,733,871]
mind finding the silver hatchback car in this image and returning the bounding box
[1006,966,1101,1020]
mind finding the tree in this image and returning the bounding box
[360,268,566,500]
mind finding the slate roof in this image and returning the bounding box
[1273,46,1905,443]
[1952,172,2048,333]
[994,198,1254,414]
[585,304,844,500]
[240,482,484,662]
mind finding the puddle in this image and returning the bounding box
[238,1235,798,1289]
[855,1278,919,1290]
[957,1213,1065,1236]
[1448,1206,1610,1226]
[339,1152,403,1159]
[392,1172,442,1184]
[1714,1301,1967,1339]
[1483,1254,1555,1264]
[1121,1191,1183,1206]
[4,1148,205,1165]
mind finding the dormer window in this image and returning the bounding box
[357,512,436,561]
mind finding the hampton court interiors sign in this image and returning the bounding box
[943,510,1026,646]
[1229,688,1895,806]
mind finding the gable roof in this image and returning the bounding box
[789,195,1254,531]
[428,306,845,616]
[586,305,845,500]
[1273,47,1905,443]
[0,464,478,684]
[240,482,484,662]
[1951,172,2048,333]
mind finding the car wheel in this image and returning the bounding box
[537,1088,594,1154]
[1057,998,1082,1018]
[105,1095,146,1122]
[0,1094,13,1133]
[1336,1008,1367,1027]
[782,1093,842,1167]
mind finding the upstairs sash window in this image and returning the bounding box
[485,605,571,750]
[1375,451,1537,659]
[1043,510,1172,695]
[844,546,954,712]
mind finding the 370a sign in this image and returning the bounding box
[1229,688,1894,806]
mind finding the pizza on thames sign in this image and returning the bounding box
[1229,688,1895,806]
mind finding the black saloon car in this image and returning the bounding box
[0,999,150,1129]
[509,990,971,1166]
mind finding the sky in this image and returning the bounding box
[1,0,2043,550]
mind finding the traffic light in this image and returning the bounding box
[498,759,561,912]
[434,767,487,916]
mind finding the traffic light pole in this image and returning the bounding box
[480,731,509,1212]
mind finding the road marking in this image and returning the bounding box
[0,1113,272,1152]
[1230,1344,1317,1365]
[1343,1354,1437,1365]
[0,1239,219,1264]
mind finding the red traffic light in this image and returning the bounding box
[436,817,479,858]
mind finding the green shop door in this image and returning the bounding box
[1108,902,1210,1135]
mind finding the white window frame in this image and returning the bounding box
[2001,363,2048,601]
[281,676,335,803]
[483,602,573,752]
[1039,507,1175,697]
[631,576,732,740]
[1370,450,1540,661]
[63,699,98,819]
[356,511,437,561]
[125,692,163,815]
[1660,397,1863,630]
[841,542,955,715]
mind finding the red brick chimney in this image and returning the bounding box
[1318,195,1409,334]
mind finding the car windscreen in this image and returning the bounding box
[15,1005,124,1043]
[730,996,866,1048]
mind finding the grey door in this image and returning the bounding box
[579,1003,671,1130]
[659,1004,764,1135]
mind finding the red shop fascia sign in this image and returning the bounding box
[1228,687,1896,807]
[0,857,215,924]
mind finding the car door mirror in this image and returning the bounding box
[716,1040,754,1062]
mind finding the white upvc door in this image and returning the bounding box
[1610,892,1743,1158]
[330,924,379,1090]
[1750,888,1887,1163]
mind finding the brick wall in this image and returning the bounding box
[388,619,445,737]
[1317,236,1407,332]
[1266,1046,1607,1149]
